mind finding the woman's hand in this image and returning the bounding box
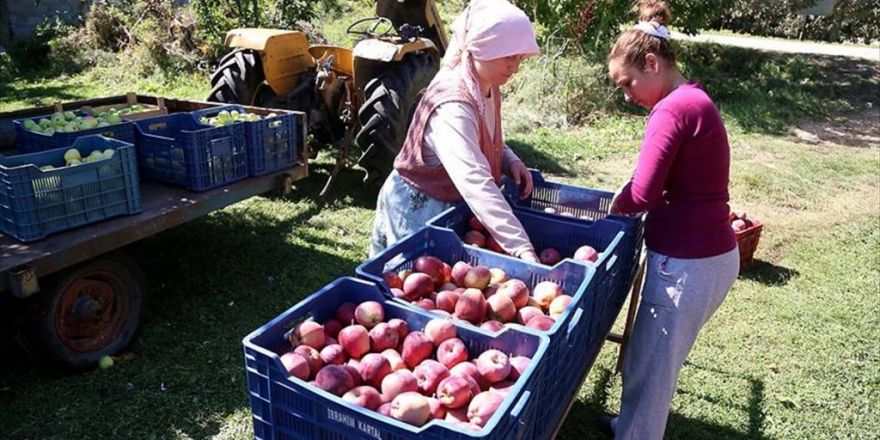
[518,250,540,263]
[508,161,533,199]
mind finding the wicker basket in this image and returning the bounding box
[735,220,763,271]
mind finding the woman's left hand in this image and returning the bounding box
[508,161,533,199]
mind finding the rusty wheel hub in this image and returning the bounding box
[55,270,130,353]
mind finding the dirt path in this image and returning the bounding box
[672,31,879,61]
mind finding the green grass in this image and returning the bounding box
[1,20,879,440]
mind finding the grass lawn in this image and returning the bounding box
[0,28,878,440]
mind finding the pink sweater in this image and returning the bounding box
[615,82,737,258]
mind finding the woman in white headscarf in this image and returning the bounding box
[370,0,541,262]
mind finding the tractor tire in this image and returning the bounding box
[356,52,439,187]
[207,49,264,105]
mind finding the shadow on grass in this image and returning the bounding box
[739,260,800,286]
[679,42,879,135]
[507,138,571,176]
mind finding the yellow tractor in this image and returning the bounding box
[206,0,448,191]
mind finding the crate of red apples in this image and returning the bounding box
[242,277,549,440]
[730,211,763,271]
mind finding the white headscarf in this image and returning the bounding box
[634,21,671,40]
[440,0,540,114]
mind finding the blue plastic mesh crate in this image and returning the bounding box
[356,227,612,435]
[13,112,137,154]
[501,171,645,346]
[0,136,141,242]
[133,113,247,191]
[191,104,300,176]
[242,276,549,440]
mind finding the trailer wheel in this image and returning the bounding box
[34,252,143,370]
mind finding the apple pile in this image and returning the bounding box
[281,301,533,430]
[199,109,276,126]
[21,107,143,136]
[459,215,601,266]
[35,147,116,171]
[383,256,573,332]
[730,211,755,233]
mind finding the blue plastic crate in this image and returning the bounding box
[356,227,610,434]
[501,171,646,346]
[427,202,625,295]
[13,112,137,154]
[191,104,300,176]
[0,136,141,242]
[133,113,247,191]
[243,276,549,440]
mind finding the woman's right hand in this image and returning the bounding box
[518,250,540,263]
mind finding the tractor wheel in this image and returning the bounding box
[32,252,144,370]
[355,52,439,187]
[207,49,265,105]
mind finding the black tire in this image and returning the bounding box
[207,49,264,105]
[33,252,144,370]
[355,52,439,187]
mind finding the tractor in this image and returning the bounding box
[206,0,448,192]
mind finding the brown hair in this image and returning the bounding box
[608,0,675,69]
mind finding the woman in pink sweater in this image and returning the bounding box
[370,0,541,262]
[601,1,740,439]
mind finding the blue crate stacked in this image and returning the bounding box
[243,277,549,440]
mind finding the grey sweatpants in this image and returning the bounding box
[613,247,740,440]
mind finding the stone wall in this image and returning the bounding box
[1,0,89,45]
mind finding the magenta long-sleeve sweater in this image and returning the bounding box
[615,82,737,258]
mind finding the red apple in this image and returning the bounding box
[383,271,403,289]
[490,380,516,397]
[533,281,563,309]
[480,320,504,332]
[437,375,474,409]
[464,266,492,290]
[369,322,399,352]
[343,385,383,410]
[476,349,511,383]
[486,293,517,323]
[489,268,508,285]
[387,318,410,342]
[381,370,419,403]
[323,319,343,338]
[526,315,555,331]
[378,402,392,417]
[413,359,450,395]
[573,245,599,263]
[454,288,488,324]
[549,294,573,317]
[293,345,323,378]
[415,298,436,310]
[280,352,310,380]
[315,365,354,396]
[354,301,384,329]
[358,353,392,388]
[424,318,456,346]
[413,255,446,286]
[291,320,326,349]
[732,219,747,231]
[469,216,485,232]
[438,282,458,292]
[507,355,531,381]
[451,261,472,287]
[468,391,505,427]
[436,290,461,313]
[431,309,452,318]
[463,230,486,247]
[497,279,530,308]
[483,284,499,299]
[450,361,489,391]
[390,288,407,299]
[441,262,453,284]
[390,392,430,426]
[319,344,347,366]
[539,247,562,265]
[342,363,362,387]
[436,337,469,369]
[516,306,544,326]
[426,396,446,420]
[338,324,370,358]
[398,269,412,282]
[401,331,433,369]
[403,273,434,300]
[381,348,406,371]
[446,407,470,424]
[335,302,357,325]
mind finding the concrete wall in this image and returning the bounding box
[2,0,89,44]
